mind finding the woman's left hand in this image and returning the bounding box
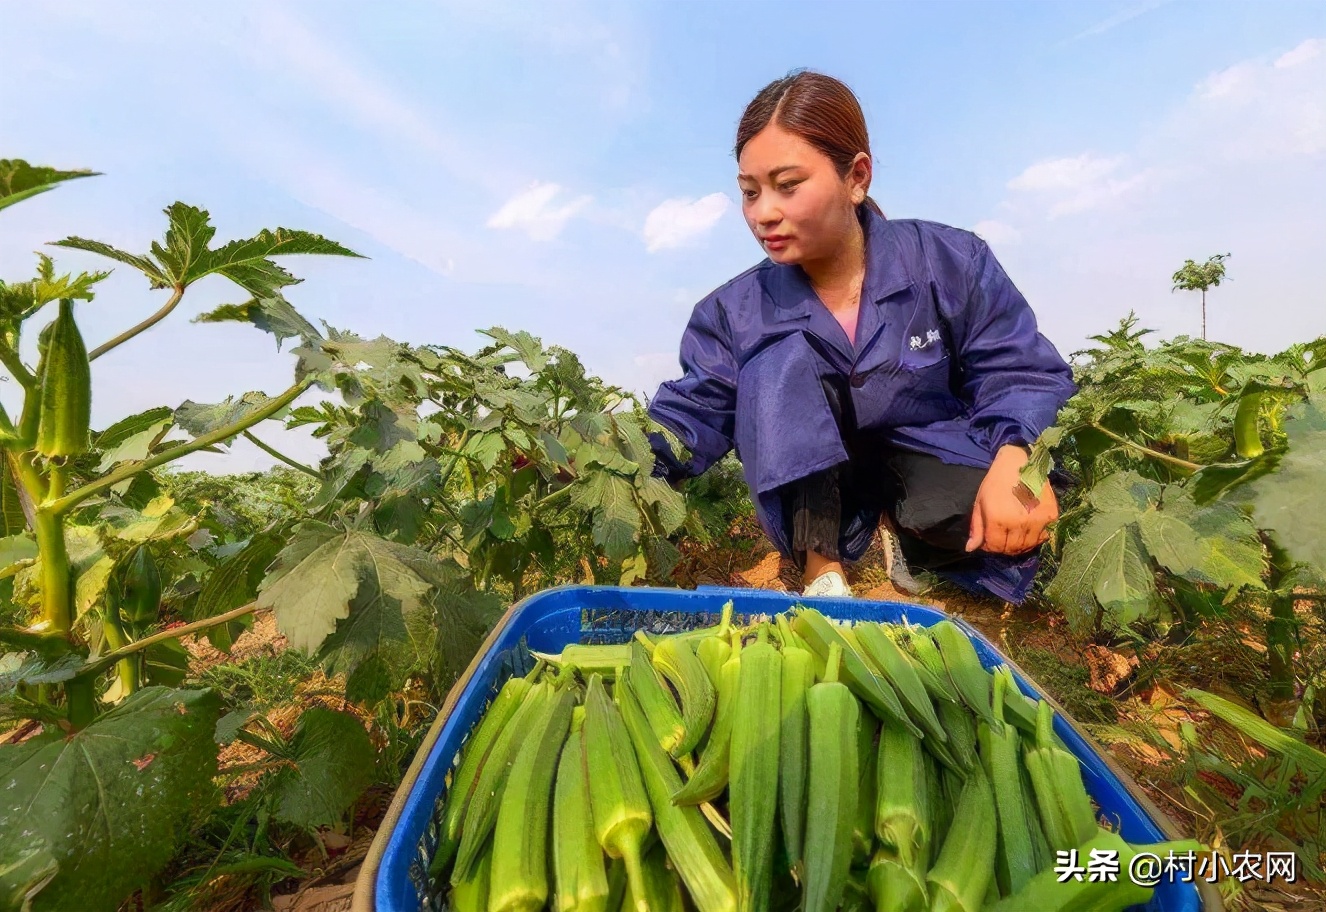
[966,445,1058,556]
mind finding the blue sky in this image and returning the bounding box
[2,0,1324,472]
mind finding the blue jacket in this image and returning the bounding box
[646,207,1075,602]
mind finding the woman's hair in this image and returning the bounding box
[735,70,884,217]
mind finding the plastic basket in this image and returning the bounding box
[352,584,1222,912]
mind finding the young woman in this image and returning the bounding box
[646,71,1075,603]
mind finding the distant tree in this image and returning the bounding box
[1171,253,1230,341]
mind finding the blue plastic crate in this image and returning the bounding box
[353,584,1221,912]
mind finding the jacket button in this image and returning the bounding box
[849,372,866,388]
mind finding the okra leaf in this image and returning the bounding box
[0,458,29,538]
[0,159,97,212]
[95,414,173,473]
[477,326,548,373]
[194,294,323,349]
[269,707,374,829]
[188,532,285,651]
[0,686,221,912]
[0,254,108,325]
[175,391,278,444]
[257,522,499,701]
[186,227,362,296]
[49,236,169,287]
[1234,394,1326,569]
[1136,492,1265,591]
[0,840,58,912]
[0,534,37,569]
[1044,510,1155,634]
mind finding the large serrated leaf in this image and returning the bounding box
[194,294,323,348]
[1137,491,1266,591]
[639,476,686,535]
[149,203,217,283]
[477,326,548,373]
[1086,470,1162,513]
[49,237,168,287]
[1044,510,1150,633]
[190,533,284,651]
[175,391,275,444]
[188,228,362,297]
[257,524,494,699]
[95,416,172,473]
[591,475,639,562]
[1237,396,1326,568]
[269,707,374,829]
[0,687,221,912]
[0,160,97,212]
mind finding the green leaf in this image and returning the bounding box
[0,687,221,912]
[0,254,108,324]
[1019,426,1064,493]
[591,475,639,562]
[478,326,548,373]
[0,535,36,569]
[0,160,97,212]
[51,238,169,288]
[175,391,277,444]
[639,476,686,536]
[0,840,58,912]
[269,707,374,829]
[460,431,505,472]
[1045,510,1154,634]
[1237,395,1326,568]
[186,228,362,297]
[258,524,453,699]
[95,416,172,473]
[1137,491,1265,591]
[1,458,29,538]
[189,532,284,652]
[194,294,323,348]
[1086,470,1162,513]
[0,652,85,691]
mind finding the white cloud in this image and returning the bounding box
[1064,0,1170,44]
[643,193,732,253]
[1275,37,1323,69]
[486,182,593,242]
[1180,37,1326,160]
[972,220,1022,247]
[1006,154,1151,218]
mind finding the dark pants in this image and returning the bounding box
[780,375,989,576]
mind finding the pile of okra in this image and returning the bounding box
[430,603,1202,912]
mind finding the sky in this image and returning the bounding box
[2,0,1324,473]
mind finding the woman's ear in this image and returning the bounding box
[848,151,871,204]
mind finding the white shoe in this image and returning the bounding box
[803,569,853,598]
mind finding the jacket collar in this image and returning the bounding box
[763,205,916,362]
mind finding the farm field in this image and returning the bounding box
[1,160,1323,912]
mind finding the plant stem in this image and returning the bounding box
[35,510,72,632]
[241,430,319,477]
[1090,424,1202,472]
[76,602,261,678]
[0,346,36,388]
[89,284,185,361]
[1265,540,1298,704]
[40,379,311,516]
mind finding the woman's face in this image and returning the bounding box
[737,122,870,268]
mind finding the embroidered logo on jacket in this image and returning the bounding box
[909,329,942,351]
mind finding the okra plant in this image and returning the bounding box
[1021,314,1326,711]
[0,158,708,911]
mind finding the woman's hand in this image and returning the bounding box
[966,445,1058,556]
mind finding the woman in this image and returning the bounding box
[646,71,1075,603]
